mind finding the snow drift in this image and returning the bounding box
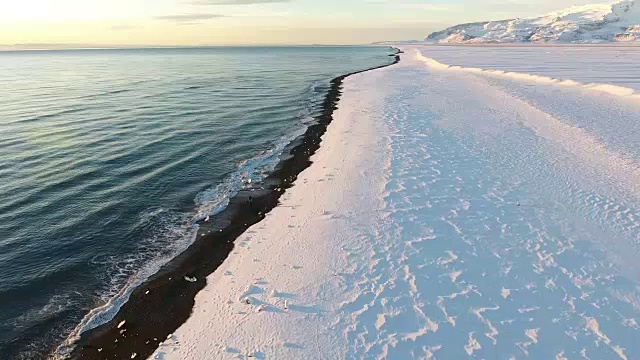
[414,52,640,100]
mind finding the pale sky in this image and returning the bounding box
[0,0,613,47]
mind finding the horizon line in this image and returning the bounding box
[0,43,404,52]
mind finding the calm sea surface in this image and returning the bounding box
[0,46,395,359]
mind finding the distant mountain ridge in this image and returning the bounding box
[426,0,640,43]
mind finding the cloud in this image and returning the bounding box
[153,14,226,23]
[188,0,291,5]
[363,1,464,12]
[398,3,465,11]
[110,25,137,31]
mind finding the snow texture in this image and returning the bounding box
[153,47,640,359]
[427,0,640,43]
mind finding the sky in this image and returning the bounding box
[0,0,614,47]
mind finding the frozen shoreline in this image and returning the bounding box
[156,48,640,359]
[153,61,395,359]
[68,51,399,359]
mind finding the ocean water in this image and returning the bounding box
[0,46,395,359]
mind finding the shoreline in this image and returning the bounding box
[67,49,401,360]
[154,46,640,360]
[153,50,399,359]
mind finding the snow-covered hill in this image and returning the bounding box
[426,0,640,43]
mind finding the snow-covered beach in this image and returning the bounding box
[154,47,640,359]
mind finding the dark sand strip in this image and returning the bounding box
[69,49,401,360]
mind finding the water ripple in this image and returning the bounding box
[0,46,395,359]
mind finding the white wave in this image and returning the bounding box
[52,218,198,359]
[193,127,308,223]
[51,89,322,360]
[193,82,324,222]
[413,50,640,100]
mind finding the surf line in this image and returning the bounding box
[66,48,402,360]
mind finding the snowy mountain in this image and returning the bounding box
[426,0,640,43]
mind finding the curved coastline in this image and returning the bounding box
[66,48,401,360]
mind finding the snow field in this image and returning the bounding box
[155,49,640,359]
